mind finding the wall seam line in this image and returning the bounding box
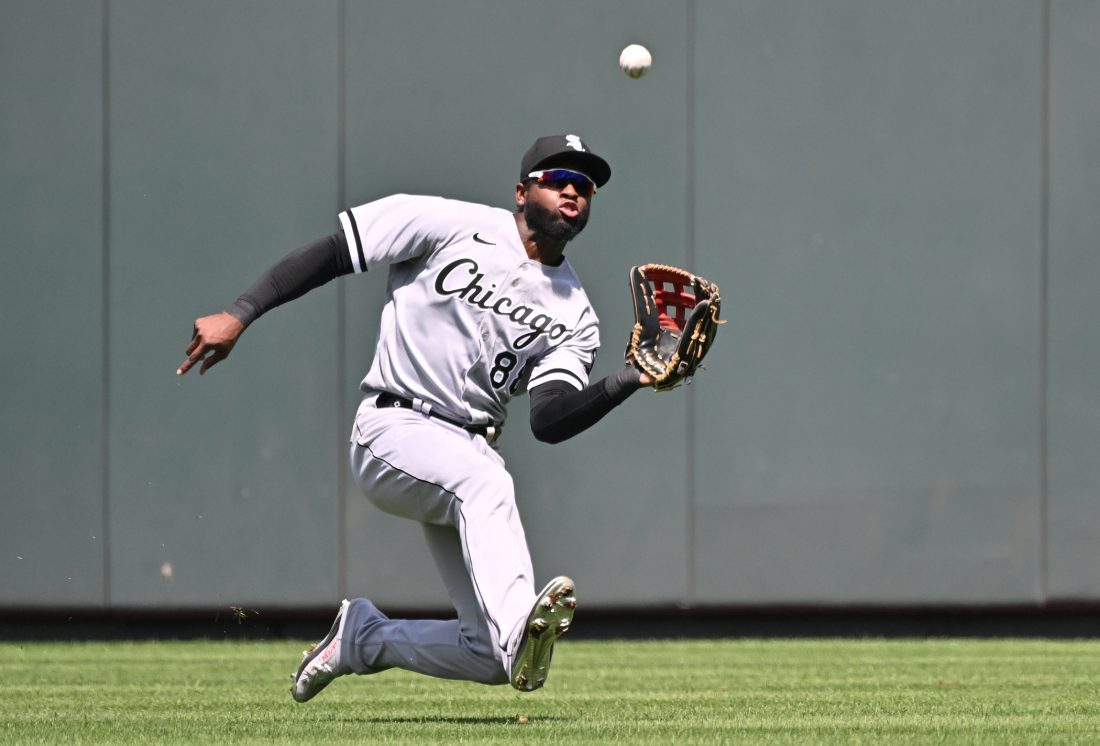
[100,0,112,611]
[1038,0,1051,605]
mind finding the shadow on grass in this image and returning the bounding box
[333,715,566,725]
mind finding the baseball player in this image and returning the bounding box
[178,134,653,698]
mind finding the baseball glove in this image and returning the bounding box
[626,263,722,392]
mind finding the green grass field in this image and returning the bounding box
[4,638,1100,744]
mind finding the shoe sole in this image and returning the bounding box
[291,598,349,703]
[511,576,576,692]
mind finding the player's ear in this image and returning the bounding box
[515,181,527,210]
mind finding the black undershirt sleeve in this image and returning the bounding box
[227,232,354,328]
[528,365,645,444]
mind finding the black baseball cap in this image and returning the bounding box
[520,134,611,188]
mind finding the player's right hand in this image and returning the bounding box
[177,312,245,376]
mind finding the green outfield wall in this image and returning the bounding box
[2,0,1098,611]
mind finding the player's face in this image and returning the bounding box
[518,172,593,242]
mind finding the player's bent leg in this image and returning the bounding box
[341,598,506,684]
[350,441,533,681]
[421,523,509,682]
[447,465,540,670]
[348,408,538,683]
[293,596,506,693]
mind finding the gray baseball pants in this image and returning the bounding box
[340,396,536,684]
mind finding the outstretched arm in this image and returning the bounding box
[177,232,353,376]
[528,366,652,444]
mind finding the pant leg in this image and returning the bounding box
[339,524,504,684]
[341,600,506,684]
[344,402,536,683]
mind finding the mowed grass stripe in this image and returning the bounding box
[3,639,1100,743]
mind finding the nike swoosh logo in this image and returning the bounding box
[473,233,496,245]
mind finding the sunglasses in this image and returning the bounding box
[526,169,597,198]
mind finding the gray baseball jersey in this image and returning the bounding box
[338,194,600,426]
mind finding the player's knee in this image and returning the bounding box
[483,664,510,686]
[469,653,510,686]
[459,635,510,685]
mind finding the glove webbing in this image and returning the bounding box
[645,263,700,331]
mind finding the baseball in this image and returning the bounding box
[619,44,652,79]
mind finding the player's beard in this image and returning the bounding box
[524,199,589,242]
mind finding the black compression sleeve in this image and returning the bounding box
[528,365,645,444]
[227,232,354,327]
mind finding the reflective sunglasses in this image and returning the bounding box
[526,169,597,198]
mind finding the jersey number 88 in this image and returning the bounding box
[490,351,531,394]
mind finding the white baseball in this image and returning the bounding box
[619,44,652,79]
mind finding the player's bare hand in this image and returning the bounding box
[638,372,654,386]
[177,312,245,376]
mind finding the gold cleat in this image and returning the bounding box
[510,576,576,692]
